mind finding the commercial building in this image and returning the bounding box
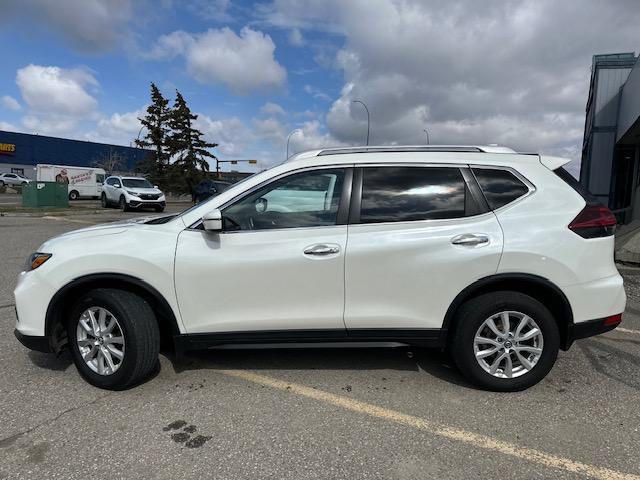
[0,130,253,185]
[580,52,640,223]
[0,130,149,179]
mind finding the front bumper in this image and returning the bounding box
[128,199,165,209]
[14,329,53,353]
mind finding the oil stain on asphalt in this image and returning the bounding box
[163,421,212,449]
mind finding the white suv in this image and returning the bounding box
[102,175,166,212]
[14,146,625,391]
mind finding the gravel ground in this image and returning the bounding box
[1,213,639,480]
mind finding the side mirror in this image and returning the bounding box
[203,209,223,232]
[114,183,121,189]
[154,185,158,189]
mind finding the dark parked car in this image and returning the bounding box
[194,180,231,203]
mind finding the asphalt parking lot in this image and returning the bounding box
[1,209,640,479]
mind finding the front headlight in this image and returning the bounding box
[25,252,52,271]
[126,190,138,197]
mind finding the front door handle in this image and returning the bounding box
[451,234,489,246]
[304,244,341,256]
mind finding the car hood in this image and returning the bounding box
[125,187,163,195]
[39,216,160,250]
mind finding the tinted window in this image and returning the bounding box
[473,168,529,210]
[360,167,468,223]
[106,178,116,186]
[223,169,345,231]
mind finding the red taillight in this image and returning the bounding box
[603,313,622,326]
[568,205,617,238]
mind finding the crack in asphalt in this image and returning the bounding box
[0,392,112,448]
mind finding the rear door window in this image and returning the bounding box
[359,166,473,223]
[472,168,529,210]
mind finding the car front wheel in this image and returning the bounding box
[66,288,160,390]
[101,193,108,208]
[119,195,129,212]
[451,291,559,392]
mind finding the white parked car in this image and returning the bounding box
[14,146,625,391]
[0,172,31,186]
[102,175,165,212]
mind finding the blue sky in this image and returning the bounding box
[1,0,639,172]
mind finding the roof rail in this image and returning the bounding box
[316,145,516,156]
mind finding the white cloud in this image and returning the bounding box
[1,95,21,111]
[87,107,146,145]
[288,28,305,46]
[304,84,331,101]
[148,27,287,94]
[259,0,640,163]
[260,102,286,116]
[0,121,17,131]
[195,114,249,156]
[16,65,98,117]
[2,0,132,52]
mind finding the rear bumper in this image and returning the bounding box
[14,329,53,353]
[564,314,623,349]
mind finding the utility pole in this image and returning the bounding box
[352,100,370,145]
[286,129,302,159]
[424,129,430,145]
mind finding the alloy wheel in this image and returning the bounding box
[76,307,125,376]
[473,311,544,379]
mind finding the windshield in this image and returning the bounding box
[177,173,257,218]
[122,178,153,189]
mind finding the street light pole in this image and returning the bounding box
[423,129,430,145]
[286,129,302,159]
[352,100,370,145]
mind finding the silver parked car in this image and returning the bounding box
[0,173,31,186]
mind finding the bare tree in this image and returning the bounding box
[92,148,128,174]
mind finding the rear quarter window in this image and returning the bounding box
[472,168,529,210]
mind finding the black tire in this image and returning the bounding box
[450,291,559,392]
[101,193,108,208]
[154,205,165,213]
[119,195,129,212]
[69,190,79,201]
[66,288,160,390]
[0,180,5,186]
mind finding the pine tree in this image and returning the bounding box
[135,83,170,186]
[166,90,218,197]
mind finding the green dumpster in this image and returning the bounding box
[22,182,69,208]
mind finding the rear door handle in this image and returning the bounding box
[304,244,341,256]
[451,234,489,246]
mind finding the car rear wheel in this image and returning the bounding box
[67,288,160,390]
[69,190,79,201]
[451,291,559,391]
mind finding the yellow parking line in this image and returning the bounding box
[220,369,639,480]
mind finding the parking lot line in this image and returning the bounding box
[220,369,640,480]
[616,327,640,335]
[41,216,95,224]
